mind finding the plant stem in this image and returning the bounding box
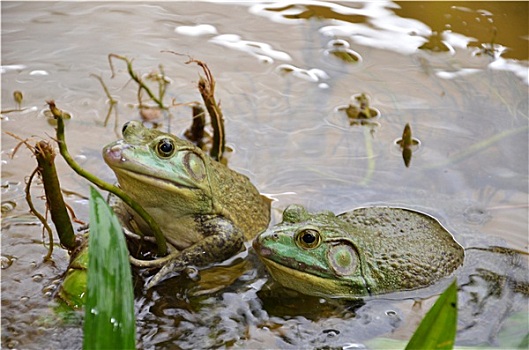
[47,100,167,256]
[35,141,77,250]
[184,103,206,147]
[108,53,166,109]
[187,59,226,161]
[25,167,54,260]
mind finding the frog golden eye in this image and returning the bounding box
[156,138,175,158]
[295,229,321,249]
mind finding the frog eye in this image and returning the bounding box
[156,138,176,158]
[122,121,131,134]
[295,229,321,249]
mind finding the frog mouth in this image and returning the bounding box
[259,257,370,298]
[117,168,200,190]
[103,145,204,190]
[257,253,328,278]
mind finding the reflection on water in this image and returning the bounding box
[2,1,528,349]
[395,1,529,60]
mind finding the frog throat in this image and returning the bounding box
[260,257,370,298]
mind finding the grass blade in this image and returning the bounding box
[405,279,458,350]
[83,187,136,350]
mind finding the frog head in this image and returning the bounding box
[103,121,215,219]
[253,204,371,298]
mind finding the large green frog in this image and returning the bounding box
[103,121,270,287]
[253,204,464,298]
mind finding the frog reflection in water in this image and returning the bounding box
[254,205,464,298]
[103,121,270,288]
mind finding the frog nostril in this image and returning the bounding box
[122,121,131,135]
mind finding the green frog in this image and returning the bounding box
[103,121,270,287]
[253,204,464,298]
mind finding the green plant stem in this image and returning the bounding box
[47,101,167,256]
[108,53,166,109]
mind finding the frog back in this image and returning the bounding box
[339,207,464,294]
[208,159,271,240]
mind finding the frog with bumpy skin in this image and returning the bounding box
[103,121,271,288]
[253,204,464,298]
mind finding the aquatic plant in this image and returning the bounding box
[83,187,136,350]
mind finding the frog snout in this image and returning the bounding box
[103,142,132,164]
[252,237,272,257]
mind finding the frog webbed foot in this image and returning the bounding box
[146,259,189,289]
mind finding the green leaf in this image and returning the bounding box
[83,187,136,350]
[405,280,458,350]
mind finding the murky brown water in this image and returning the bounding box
[2,2,528,349]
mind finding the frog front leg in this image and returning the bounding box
[146,216,244,289]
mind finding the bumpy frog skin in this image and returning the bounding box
[103,121,270,287]
[253,205,464,298]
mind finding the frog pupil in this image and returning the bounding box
[158,139,174,156]
[296,229,320,249]
[302,232,316,244]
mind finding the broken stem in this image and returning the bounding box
[187,59,225,161]
[184,103,206,148]
[35,141,77,250]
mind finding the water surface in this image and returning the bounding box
[2,1,528,349]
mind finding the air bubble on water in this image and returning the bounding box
[1,201,16,214]
[323,328,340,337]
[32,274,44,282]
[385,310,397,316]
[343,343,367,349]
[1,255,15,269]
[30,70,49,76]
